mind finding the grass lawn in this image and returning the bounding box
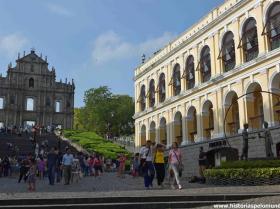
[63,130,131,159]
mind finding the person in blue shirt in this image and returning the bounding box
[62,148,74,185]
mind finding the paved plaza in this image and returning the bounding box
[0,172,209,193]
[0,172,279,198]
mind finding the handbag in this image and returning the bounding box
[173,150,184,177]
[140,148,150,172]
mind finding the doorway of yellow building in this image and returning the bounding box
[202,100,214,140]
[159,117,167,145]
[187,106,197,143]
[140,125,146,146]
[149,121,156,143]
[246,83,264,130]
[173,112,182,145]
[224,91,240,135]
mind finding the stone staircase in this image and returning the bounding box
[0,132,78,158]
[0,193,279,209]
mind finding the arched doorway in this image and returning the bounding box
[185,55,195,90]
[159,117,167,145]
[241,17,259,62]
[220,31,236,72]
[224,91,240,135]
[200,46,211,83]
[271,73,280,125]
[202,100,214,140]
[265,2,280,51]
[149,121,156,143]
[172,64,181,96]
[187,106,197,143]
[246,83,264,130]
[173,112,182,145]
[139,85,146,111]
[158,73,166,103]
[140,125,146,146]
[149,80,155,107]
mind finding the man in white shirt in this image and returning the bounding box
[139,140,155,189]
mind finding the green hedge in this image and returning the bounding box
[218,160,280,169]
[64,130,131,160]
[204,167,280,179]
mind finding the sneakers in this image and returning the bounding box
[178,184,182,190]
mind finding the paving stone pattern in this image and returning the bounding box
[0,173,280,200]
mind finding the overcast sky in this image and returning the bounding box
[0,0,224,107]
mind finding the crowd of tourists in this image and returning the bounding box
[130,140,184,190]
[14,147,117,191]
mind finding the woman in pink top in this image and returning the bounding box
[37,157,45,180]
[168,142,183,190]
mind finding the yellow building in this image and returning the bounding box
[134,0,280,154]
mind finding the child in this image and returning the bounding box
[27,159,36,192]
[37,157,45,180]
[132,153,140,177]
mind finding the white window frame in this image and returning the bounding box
[26,97,35,111]
[55,100,62,113]
[0,97,4,109]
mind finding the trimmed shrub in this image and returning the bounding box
[204,167,280,179]
[218,160,280,169]
[64,130,131,159]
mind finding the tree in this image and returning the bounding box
[75,86,135,137]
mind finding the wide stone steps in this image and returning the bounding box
[0,133,78,157]
[0,193,278,209]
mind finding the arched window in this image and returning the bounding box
[29,78,34,88]
[171,64,181,96]
[55,101,61,113]
[46,97,51,107]
[220,31,236,72]
[148,79,155,107]
[26,98,34,111]
[0,97,4,109]
[184,55,195,89]
[266,2,280,50]
[158,73,166,103]
[241,18,259,62]
[138,85,146,111]
[10,95,15,105]
[200,46,211,82]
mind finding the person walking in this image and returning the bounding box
[2,156,10,177]
[168,142,183,190]
[56,151,63,183]
[93,154,103,177]
[62,148,74,185]
[154,144,166,188]
[198,147,207,183]
[117,153,126,178]
[27,159,36,192]
[37,156,46,180]
[47,147,58,185]
[139,140,155,189]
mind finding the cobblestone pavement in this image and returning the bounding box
[0,172,280,201]
[0,172,210,194]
